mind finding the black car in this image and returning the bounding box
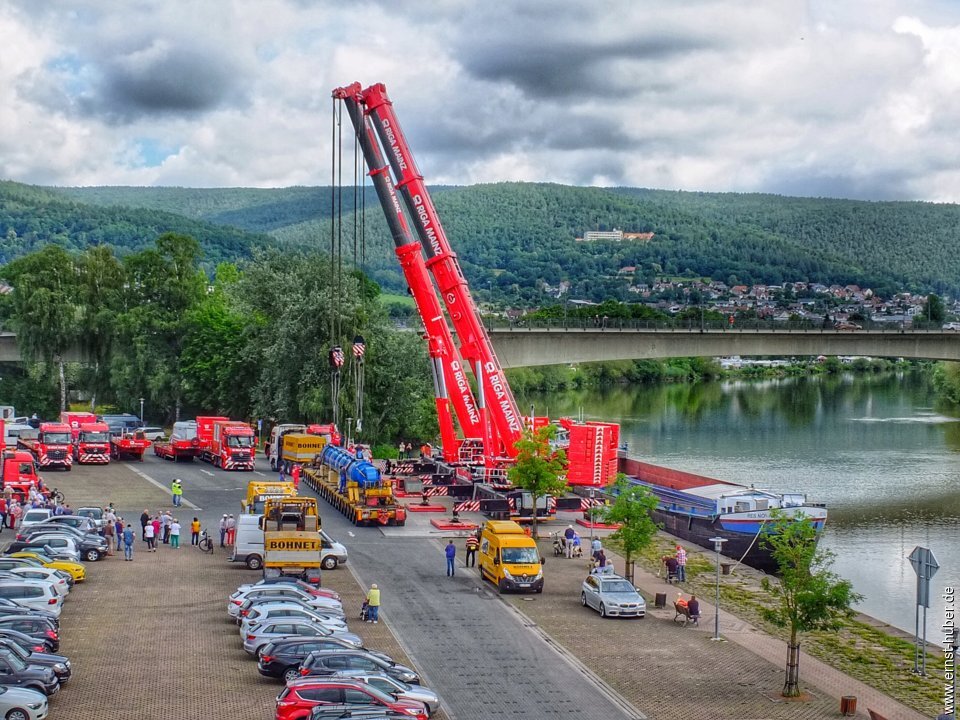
[18,528,107,562]
[0,617,59,652]
[0,596,58,624]
[0,651,59,696]
[0,629,55,654]
[258,638,390,683]
[300,650,419,685]
[0,639,70,684]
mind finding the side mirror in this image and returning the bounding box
[540,557,545,565]
[493,556,500,566]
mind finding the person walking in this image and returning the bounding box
[171,479,183,507]
[563,525,576,559]
[151,515,161,546]
[675,544,687,583]
[225,514,236,545]
[139,509,150,541]
[170,519,181,549]
[122,524,135,561]
[445,540,457,577]
[190,517,200,546]
[464,533,479,568]
[219,514,227,547]
[144,520,156,552]
[591,536,602,562]
[365,584,380,624]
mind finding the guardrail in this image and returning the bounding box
[481,317,947,334]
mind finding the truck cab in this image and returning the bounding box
[18,422,73,471]
[261,496,322,583]
[1,450,43,501]
[74,422,111,464]
[242,480,297,514]
[197,417,255,471]
[478,520,544,593]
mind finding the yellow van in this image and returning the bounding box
[242,481,296,514]
[478,520,544,593]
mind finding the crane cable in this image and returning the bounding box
[329,98,344,428]
[351,132,366,435]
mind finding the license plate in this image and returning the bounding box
[519,583,530,588]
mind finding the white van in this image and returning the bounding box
[0,579,63,617]
[231,515,348,571]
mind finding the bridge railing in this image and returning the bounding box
[481,317,940,333]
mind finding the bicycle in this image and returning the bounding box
[197,529,214,553]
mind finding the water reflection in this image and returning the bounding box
[520,370,960,633]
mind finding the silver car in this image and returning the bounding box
[332,670,441,715]
[228,586,343,619]
[240,603,349,635]
[0,683,48,720]
[580,574,646,618]
[242,618,362,656]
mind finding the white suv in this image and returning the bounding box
[0,579,63,617]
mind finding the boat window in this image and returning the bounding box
[734,501,749,513]
[755,499,768,510]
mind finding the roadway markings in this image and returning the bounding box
[253,471,265,477]
[347,531,355,538]
[123,463,202,510]
[199,469,215,477]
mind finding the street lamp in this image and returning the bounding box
[346,418,353,448]
[588,489,596,548]
[709,536,728,641]
[139,397,144,424]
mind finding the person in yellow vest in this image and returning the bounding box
[190,517,201,546]
[365,583,381,624]
[171,478,183,507]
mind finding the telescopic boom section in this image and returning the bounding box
[332,84,484,460]
[360,83,523,457]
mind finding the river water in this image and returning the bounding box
[520,370,960,635]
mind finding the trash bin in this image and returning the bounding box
[840,696,857,716]
[721,563,732,575]
[655,592,667,609]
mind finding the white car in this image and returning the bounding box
[242,618,362,656]
[580,573,647,618]
[0,579,64,618]
[240,602,349,635]
[2,566,70,597]
[227,586,343,619]
[0,684,48,720]
[140,426,166,441]
[19,510,53,531]
[16,536,81,563]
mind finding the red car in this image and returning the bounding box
[276,678,427,720]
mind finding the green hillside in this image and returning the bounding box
[23,180,960,299]
[0,181,270,266]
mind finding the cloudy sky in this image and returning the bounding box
[3,0,960,201]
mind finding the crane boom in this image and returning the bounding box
[360,83,523,457]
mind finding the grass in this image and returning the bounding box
[379,293,415,308]
[609,534,943,715]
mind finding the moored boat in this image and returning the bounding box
[617,456,827,574]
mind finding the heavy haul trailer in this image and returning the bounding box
[110,430,151,461]
[302,445,406,527]
[153,420,200,461]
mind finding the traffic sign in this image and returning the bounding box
[908,546,939,608]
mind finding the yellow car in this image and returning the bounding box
[7,552,86,582]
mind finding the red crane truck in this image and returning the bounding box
[197,417,256,471]
[17,422,73,471]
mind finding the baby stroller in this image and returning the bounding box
[360,600,370,622]
[570,539,583,559]
[552,532,565,557]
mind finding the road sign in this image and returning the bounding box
[909,546,939,608]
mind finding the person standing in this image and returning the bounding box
[675,544,687,583]
[291,463,301,491]
[398,441,405,459]
[219,514,227,547]
[365,584,380,624]
[405,442,413,459]
[445,539,456,577]
[563,525,576,559]
[170,518,181,549]
[122,524,135,561]
[190,517,201,546]
[151,515,161,546]
[225,514,236,545]
[591,536,602,562]
[139,509,150,541]
[161,511,172,544]
[115,517,124,550]
[102,512,114,552]
[0,496,7,533]
[464,533,478,568]
[171,479,183,507]
[144,520,156,552]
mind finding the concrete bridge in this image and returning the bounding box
[486,325,960,368]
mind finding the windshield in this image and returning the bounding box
[501,547,540,564]
[226,435,254,448]
[602,580,637,593]
[81,432,109,443]
[42,432,71,444]
[78,509,101,519]
[6,654,26,671]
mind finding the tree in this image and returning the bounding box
[759,511,861,697]
[76,246,125,411]
[920,293,945,327]
[507,425,567,541]
[599,474,659,582]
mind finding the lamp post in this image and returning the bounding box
[710,536,727,640]
[346,418,353,448]
[588,488,596,548]
[139,397,144,424]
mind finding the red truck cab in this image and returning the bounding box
[74,422,111,465]
[1,451,43,501]
[18,422,73,471]
[306,423,341,446]
[197,417,255,471]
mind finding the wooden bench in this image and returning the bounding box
[673,601,700,627]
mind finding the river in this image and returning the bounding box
[519,370,960,636]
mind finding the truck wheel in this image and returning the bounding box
[246,555,263,571]
[321,556,337,570]
[65,464,72,472]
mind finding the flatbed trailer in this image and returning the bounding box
[110,432,151,461]
[302,454,406,527]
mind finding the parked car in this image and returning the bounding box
[5,552,85,583]
[0,683,48,720]
[258,638,391,683]
[228,587,343,619]
[0,580,64,618]
[40,516,97,534]
[331,671,440,715]
[0,651,59,696]
[240,578,341,601]
[0,628,55,654]
[307,709,414,720]
[834,321,862,331]
[243,618,361,656]
[0,638,70,684]
[3,567,70,597]
[580,573,646,618]
[276,678,427,720]
[943,322,960,331]
[17,531,106,562]
[0,596,60,628]
[74,507,105,531]
[5,538,81,563]
[139,426,166,441]
[0,617,59,652]
[299,650,420,685]
[18,510,53,531]
[240,602,351,634]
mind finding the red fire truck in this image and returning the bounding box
[197,417,255,471]
[17,422,73,471]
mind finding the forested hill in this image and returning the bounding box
[30,181,960,299]
[0,181,269,266]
